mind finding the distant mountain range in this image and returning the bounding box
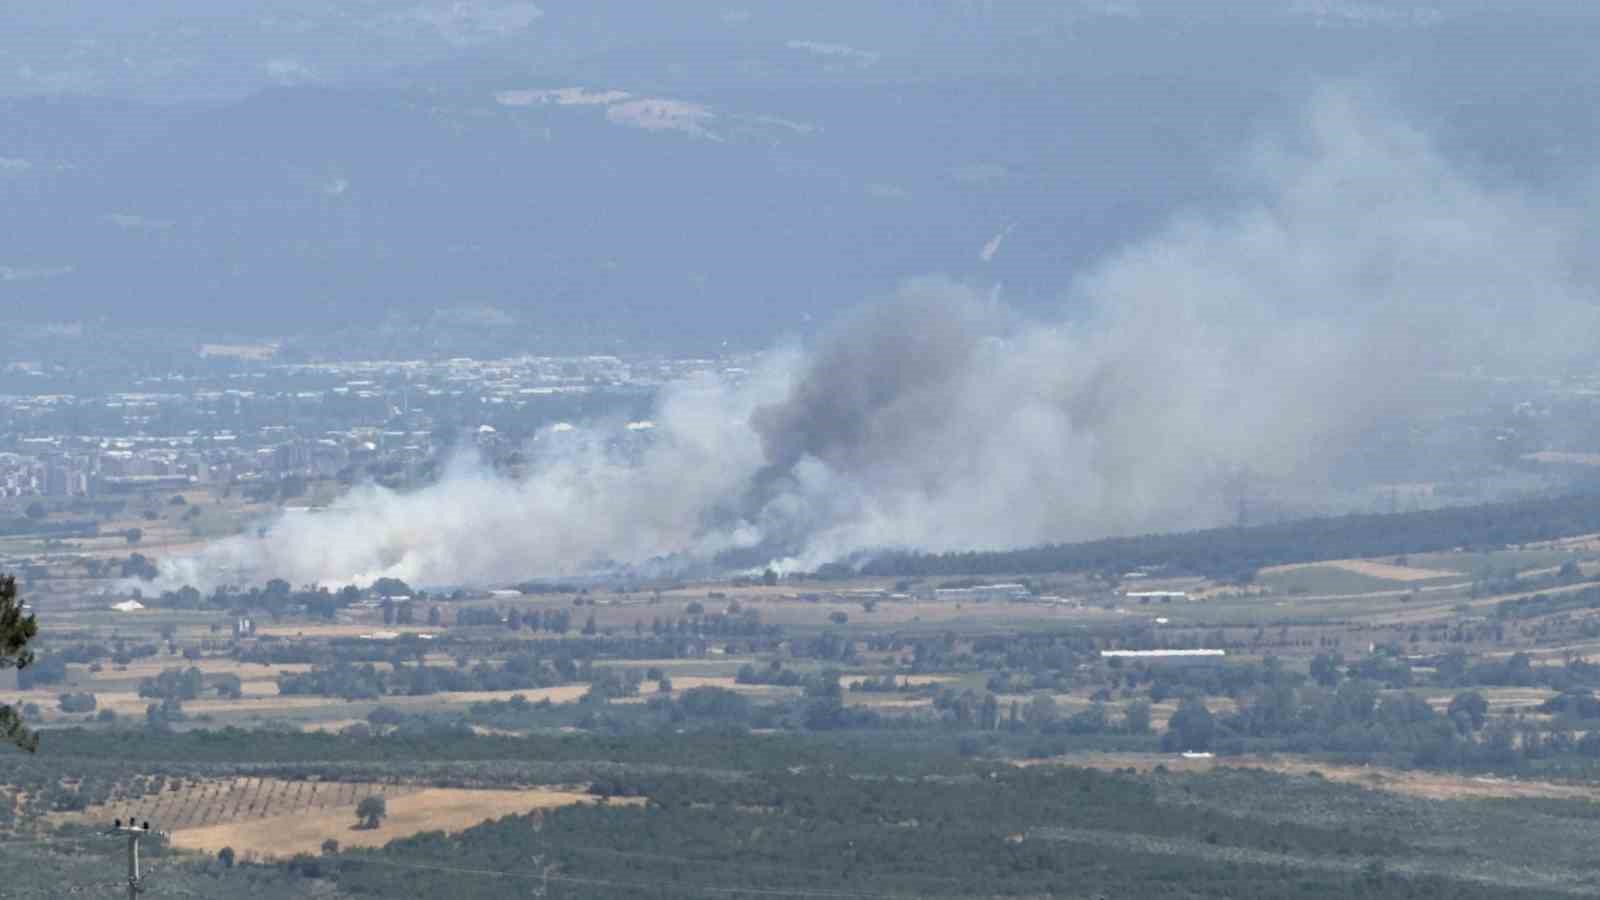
[4,2,1600,348]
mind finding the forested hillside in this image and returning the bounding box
[860,490,1600,581]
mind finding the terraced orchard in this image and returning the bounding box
[54,776,423,830]
[52,775,626,859]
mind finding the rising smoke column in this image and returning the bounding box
[160,88,1600,590]
[155,364,792,589]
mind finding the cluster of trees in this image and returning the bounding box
[509,581,588,595]
[1535,690,1600,727]
[786,630,859,663]
[971,633,1095,675]
[57,692,97,713]
[1156,679,1551,770]
[241,474,308,503]
[277,656,555,700]
[119,553,160,580]
[15,652,67,690]
[0,515,97,538]
[735,661,808,688]
[145,697,187,727]
[923,687,1150,738]
[457,606,574,632]
[1427,649,1600,692]
[138,667,203,701]
[149,576,453,620]
[154,579,364,618]
[1495,584,1600,621]
[138,667,242,701]
[648,610,773,639]
[580,667,646,702]
[1471,560,1586,600]
[48,638,164,668]
[247,633,732,690]
[239,638,396,667]
[671,685,751,721]
[1137,646,1600,706]
[849,674,911,692]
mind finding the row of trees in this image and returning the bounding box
[139,666,243,701]
[1157,680,1594,772]
[277,657,557,700]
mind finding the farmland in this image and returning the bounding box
[14,489,1600,893]
[164,785,626,857]
[54,776,424,833]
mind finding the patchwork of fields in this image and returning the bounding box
[13,494,1600,892]
[52,775,626,859]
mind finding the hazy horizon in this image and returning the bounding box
[7,2,1600,349]
[14,8,1600,899]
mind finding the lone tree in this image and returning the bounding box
[1448,690,1490,733]
[1162,696,1216,752]
[0,574,40,751]
[356,795,387,829]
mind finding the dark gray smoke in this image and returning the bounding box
[752,286,996,477]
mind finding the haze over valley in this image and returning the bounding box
[12,5,1600,899]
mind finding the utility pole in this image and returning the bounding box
[109,818,155,899]
[529,853,547,897]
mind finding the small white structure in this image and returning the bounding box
[1100,649,1225,659]
[111,599,145,612]
[1124,591,1188,600]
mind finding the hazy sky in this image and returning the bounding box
[6,2,1600,345]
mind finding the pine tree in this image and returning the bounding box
[0,575,40,751]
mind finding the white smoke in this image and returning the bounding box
[159,88,1600,590]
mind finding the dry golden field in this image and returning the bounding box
[1260,558,1462,582]
[1028,753,1600,802]
[168,787,634,858]
[54,775,636,859]
[614,673,801,702]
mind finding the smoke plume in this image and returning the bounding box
[159,89,1600,590]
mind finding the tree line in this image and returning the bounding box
[858,490,1600,580]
